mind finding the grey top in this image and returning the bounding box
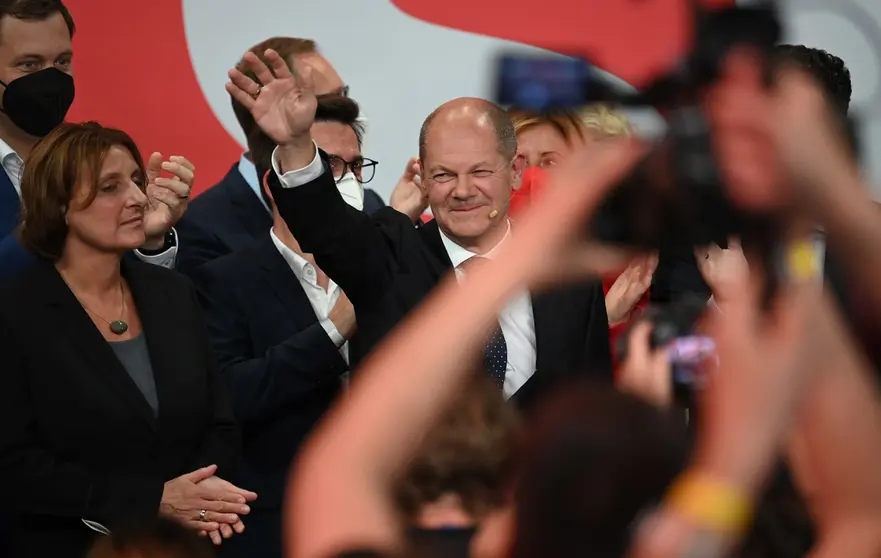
[109,333,159,416]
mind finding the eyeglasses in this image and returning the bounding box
[327,155,378,184]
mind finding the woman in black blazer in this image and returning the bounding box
[0,123,255,557]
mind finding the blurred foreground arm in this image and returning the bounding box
[286,140,642,558]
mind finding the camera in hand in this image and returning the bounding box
[493,1,783,252]
[616,294,713,403]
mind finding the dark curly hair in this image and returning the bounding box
[774,44,852,117]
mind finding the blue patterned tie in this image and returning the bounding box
[458,256,508,389]
[484,322,508,389]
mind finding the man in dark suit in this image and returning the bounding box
[175,37,387,276]
[0,1,184,282]
[193,98,378,558]
[227,50,612,411]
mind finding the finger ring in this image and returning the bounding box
[251,86,262,100]
[199,509,207,521]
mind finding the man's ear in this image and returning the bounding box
[511,153,526,191]
[416,157,426,191]
[262,169,275,203]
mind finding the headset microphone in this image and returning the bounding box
[488,192,515,220]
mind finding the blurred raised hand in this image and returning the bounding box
[617,320,671,408]
[605,253,657,325]
[695,237,749,307]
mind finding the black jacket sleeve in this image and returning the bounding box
[268,156,398,308]
[195,265,348,425]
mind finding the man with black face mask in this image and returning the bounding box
[0,0,189,280]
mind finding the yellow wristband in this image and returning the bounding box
[786,239,819,282]
[665,474,752,535]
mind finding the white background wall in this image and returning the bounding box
[183,0,881,198]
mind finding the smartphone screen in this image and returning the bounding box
[665,335,715,387]
[494,53,593,111]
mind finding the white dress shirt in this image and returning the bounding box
[440,227,536,398]
[0,136,24,197]
[270,144,536,398]
[269,228,349,364]
[0,136,178,268]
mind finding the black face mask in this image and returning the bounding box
[0,68,75,137]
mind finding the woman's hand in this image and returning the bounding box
[695,237,749,307]
[141,154,195,250]
[606,254,658,325]
[159,465,252,535]
[617,321,672,408]
[196,476,258,545]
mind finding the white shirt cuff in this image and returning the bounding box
[270,142,324,188]
[319,317,346,348]
[134,228,178,269]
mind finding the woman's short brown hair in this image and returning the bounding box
[19,121,146,261]
[395,374,520,520]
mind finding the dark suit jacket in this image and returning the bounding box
[269,153,612,411]
[195,236,348,558]
[0,258,240,558]
[194,235,346,511]
[176,163,386,276]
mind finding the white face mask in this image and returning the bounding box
[336,172,364,211]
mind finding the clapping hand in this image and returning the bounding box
[605,253,658,325]
[695,237,749,306]
[159,465,257,545]
[226,48,317,148]
[141,153,194,249]
[390,157,428,221]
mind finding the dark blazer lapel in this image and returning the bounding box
[418,219,453,270]
[529,290,560,382]
[226,165,272,238]
[257,236,327,328]
[38,260,159,429]
[123,260,185,431]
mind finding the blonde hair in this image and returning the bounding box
[579,104,632,139]
[507,108,586,146]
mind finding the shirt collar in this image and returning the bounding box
[269,228,310,281]
[438,220,512,269]
[0,135,20,164]
[238,153,270,212]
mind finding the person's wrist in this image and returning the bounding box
[140,234,166,251]
[664,471,754,536]
[139,229,176,255]
[608,309,629,326]
[276,134,315,173]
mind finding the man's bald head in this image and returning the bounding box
[418,98,517,165]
